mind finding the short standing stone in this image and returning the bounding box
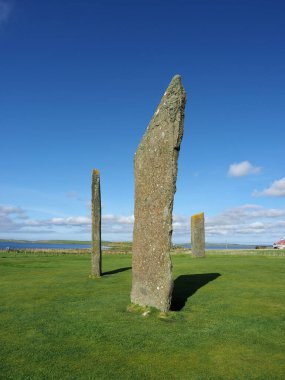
[91,169,102,277]
[191,212,205,258]
[131,75,186,312]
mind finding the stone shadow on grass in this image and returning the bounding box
[171,273,221,311]
[103,267,132,276]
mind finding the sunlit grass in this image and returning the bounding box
[1,252,285,379]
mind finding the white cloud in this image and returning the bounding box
[117,215,134,224]
[205,204,285,241]
[49,216,91,226]
[1,203,285,244]
[253,177,285,197]
[102,214,134,234]
[228,161,262,177]
[0,205,27,217]
[0,0,12,25]
[170,205,285,243]
[0,206,135,237]
[0,205,28,232]
[173,215,187,223]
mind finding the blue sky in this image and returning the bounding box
[0,0,284,244]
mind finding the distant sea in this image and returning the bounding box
[0,242,109,250]
[182,243,256,250]
[0,241,257,250]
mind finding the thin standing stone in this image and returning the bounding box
[91,169,102,277]
[131,75,186,312]
[191,212,205,258]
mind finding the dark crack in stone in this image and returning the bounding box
[131,75,186,311]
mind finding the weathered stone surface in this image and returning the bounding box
[91,169,102,277]
[191,212,205,258]
[131,75,186,312]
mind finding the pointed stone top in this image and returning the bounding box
[171,74,181,82]
[168,74,183,87]
[163,74,185,99]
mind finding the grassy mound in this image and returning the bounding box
[0,252,284,379]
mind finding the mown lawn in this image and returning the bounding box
[0,252,285,379]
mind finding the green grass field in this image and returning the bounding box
[1,250,285,379]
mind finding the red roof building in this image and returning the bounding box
[273,240,285,248]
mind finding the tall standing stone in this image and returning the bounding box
[191,212,205,258]
[91,169,102,277]
[131,75,186,312]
